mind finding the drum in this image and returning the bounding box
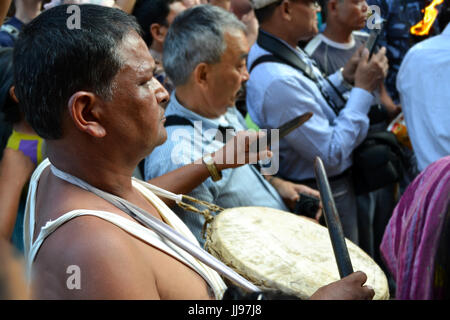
[205,206,390,300]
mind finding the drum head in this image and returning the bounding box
[205,207,389,300]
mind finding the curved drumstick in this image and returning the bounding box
[314,157,354,278]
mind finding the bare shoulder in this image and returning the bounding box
[30,168,213,300]
[32,212,160,299]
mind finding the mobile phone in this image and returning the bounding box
[365,21,384,58]
[365,29,381,58]
[294,192,321,219]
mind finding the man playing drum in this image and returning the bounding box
[18,4,373,299]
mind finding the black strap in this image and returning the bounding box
[249,30,346,116]
[164,115,235,143]
[250,30,317,82]
[249,55,293,74]
[164,115,194,127]
[137,115,195,178]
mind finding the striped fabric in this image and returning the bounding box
[6,130,44,166]
[380,156,450,299]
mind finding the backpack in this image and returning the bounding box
[352,130,409,195]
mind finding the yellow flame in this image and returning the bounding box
[410,0,445,36]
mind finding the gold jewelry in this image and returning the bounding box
[202,153,222,182]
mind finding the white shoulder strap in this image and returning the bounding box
[27,208,227,298]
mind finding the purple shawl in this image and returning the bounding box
[380,156,450,299]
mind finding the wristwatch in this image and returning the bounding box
[339,67,353,91]
[202,153,222,182]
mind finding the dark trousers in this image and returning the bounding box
[293,171,359,245]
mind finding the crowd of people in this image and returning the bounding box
[0,0,448,300]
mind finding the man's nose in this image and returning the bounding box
[241,67,250,82]
[154,79,170,109]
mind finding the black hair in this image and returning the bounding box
[0,48,20,124]
[132,0,176,46]
[438,1,450,31]
[13,4,141,140]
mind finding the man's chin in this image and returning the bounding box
[158,129,168,146]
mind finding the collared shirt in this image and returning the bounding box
[144,92,287,246]
[246,30,374,181]
[397,24,450,172]
[0,17,24,47]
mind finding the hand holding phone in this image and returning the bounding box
[365,30,381,59]
[365,22,384,59]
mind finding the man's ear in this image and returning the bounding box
[150,23,166,45]
[9,86,19,103]
[192,62,211,89]
[328,0,338,17]
[280,0,293,21]
[67,92,106,138]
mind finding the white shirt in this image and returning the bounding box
[397,24,450,171]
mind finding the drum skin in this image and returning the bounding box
[205,207,389,300]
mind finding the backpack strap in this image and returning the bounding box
[164,115,195,127]
[249,30,346,116]
[249,31,317,82]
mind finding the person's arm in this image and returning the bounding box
[265,176,323,221]
[259,48,386,172]
[0,148,35,240]
[310,271,375,300]
[114,0,136,13]
[379,82,401,121]
[330,45,389,93]
[257,74,371,174]
[148,130,271,206]
[0,0,12,26]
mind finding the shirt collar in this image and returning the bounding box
[167,91,234,131]
[318,33,356,50]
[258,29,309,60]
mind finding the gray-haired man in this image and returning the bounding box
[144,4,322,247]
[145,4,375,300]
